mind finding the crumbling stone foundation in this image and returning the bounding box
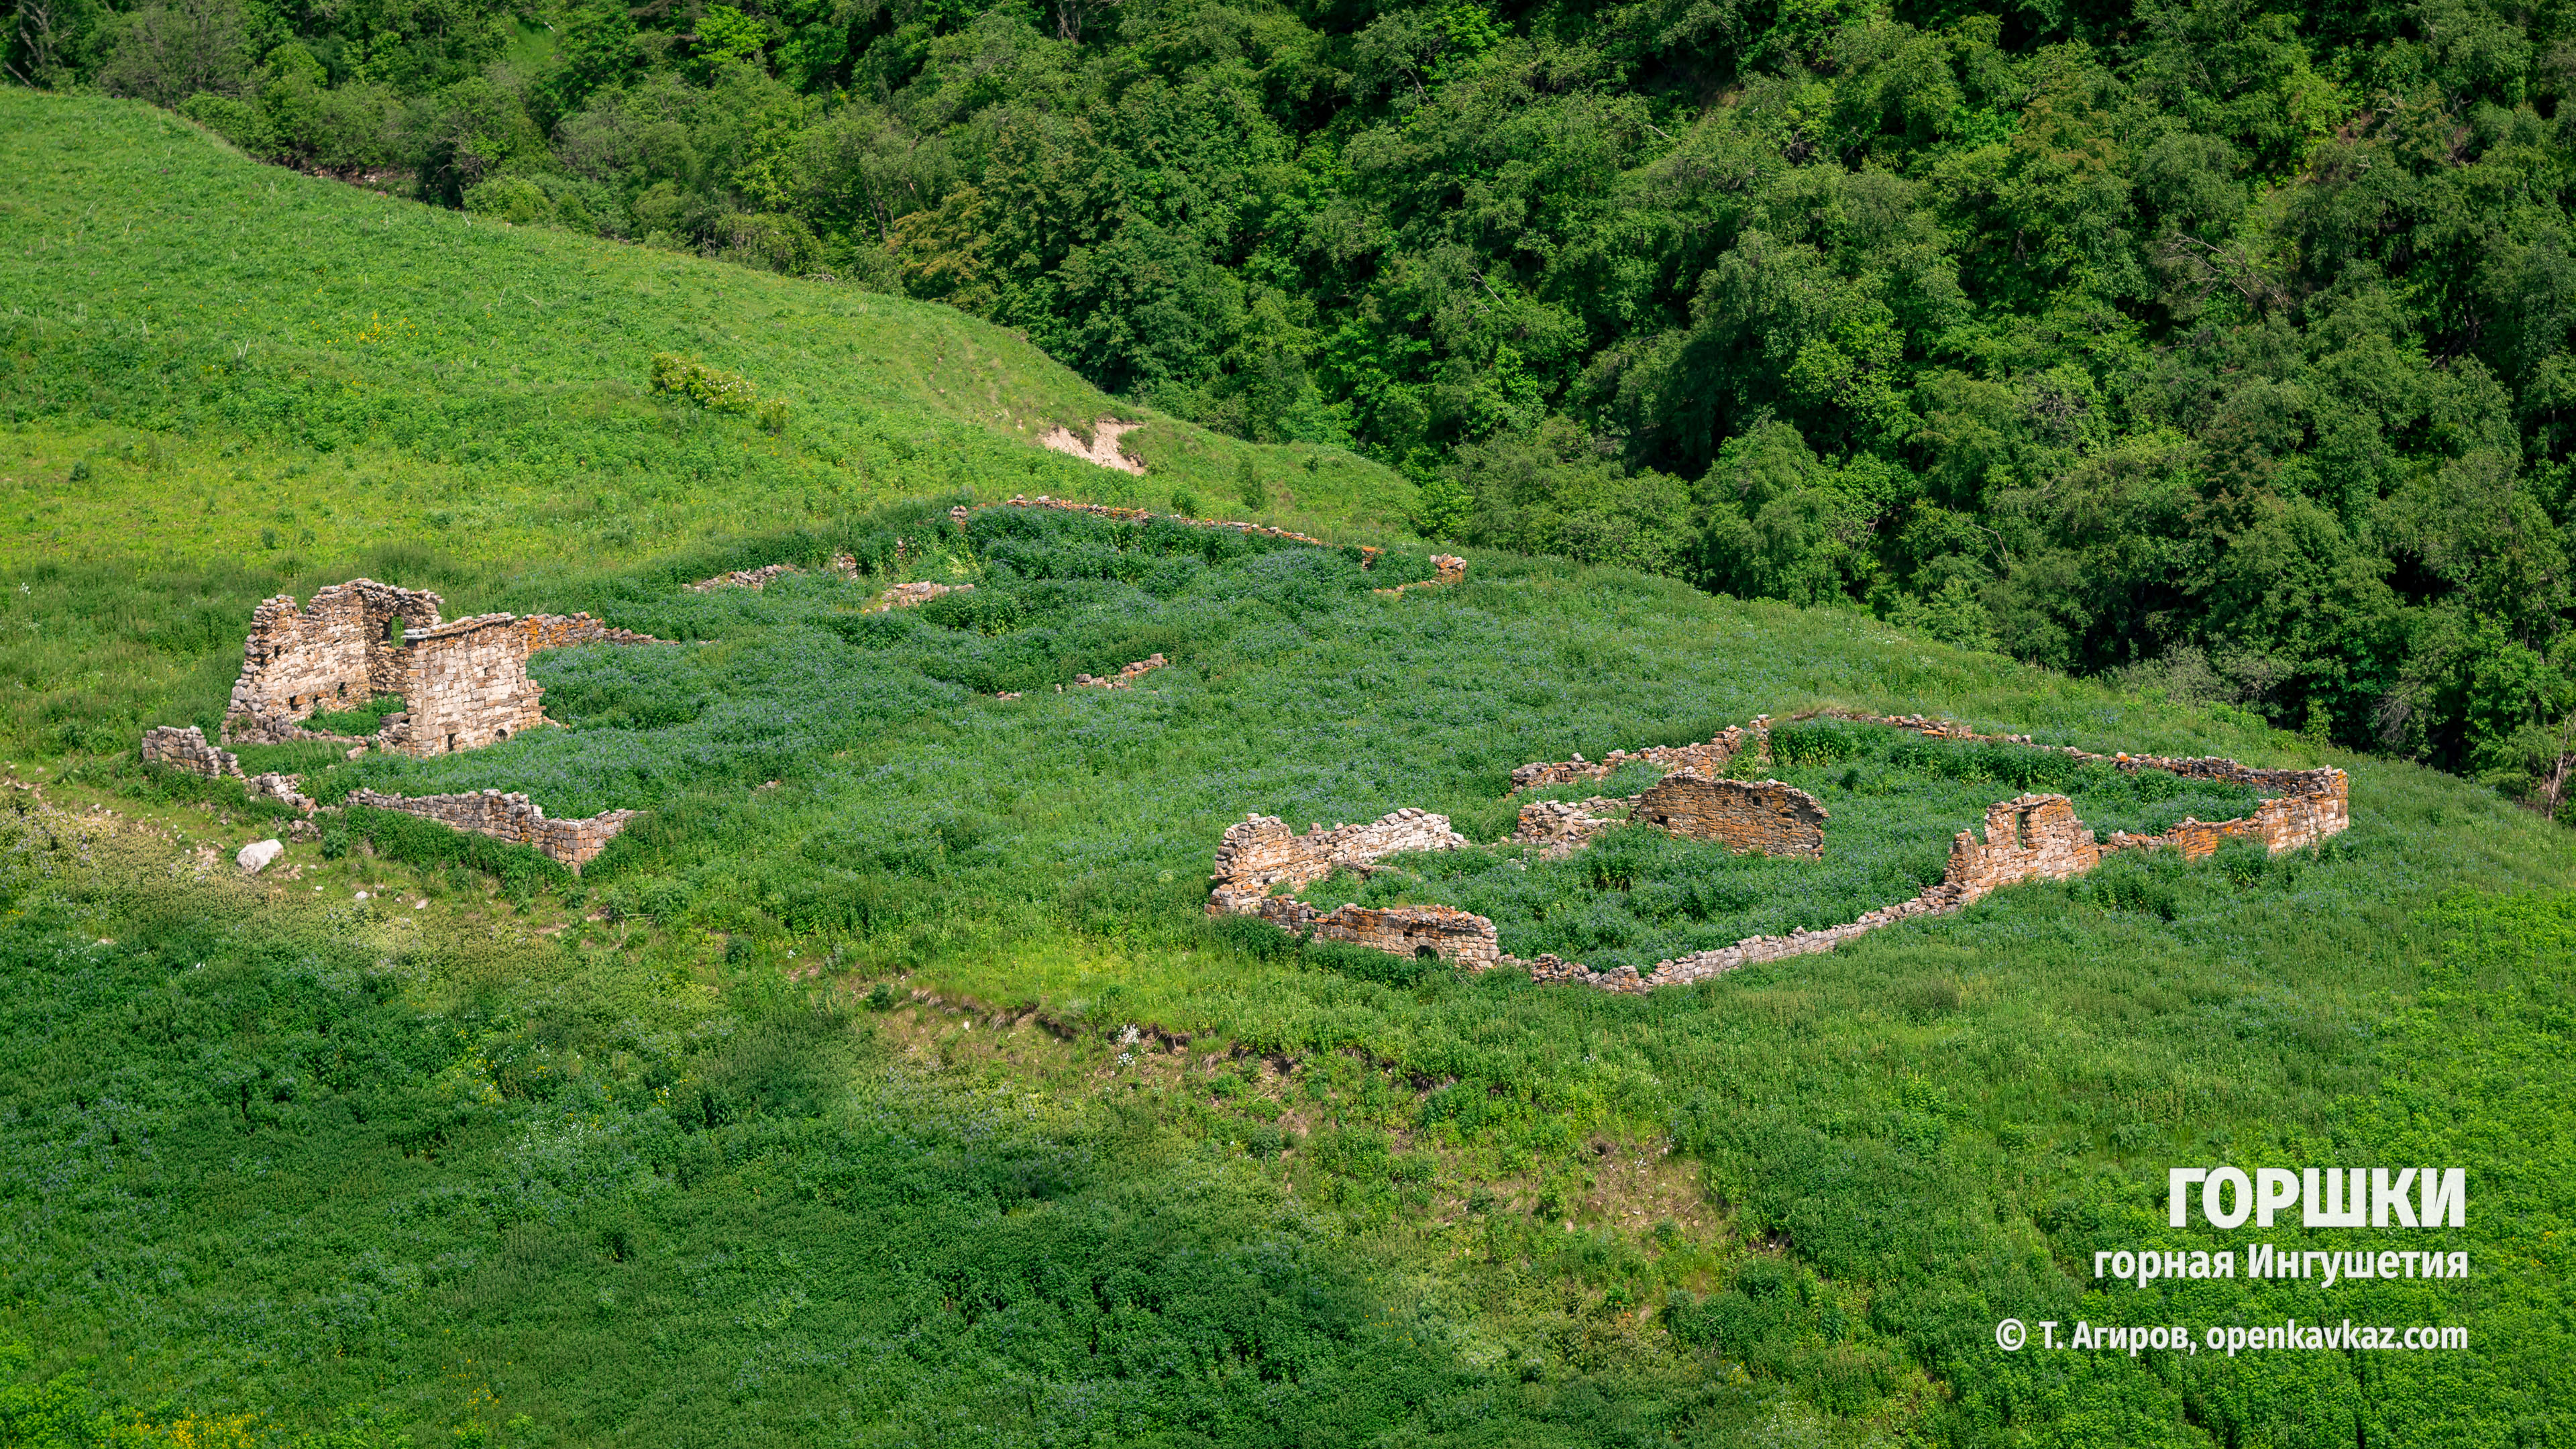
[1003,495,1381,566]
[1509,725,1756,792]
[1074,654,1169,690]
[1511,798,1631,859]
[345,787,635,871]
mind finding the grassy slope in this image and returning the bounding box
[0,89,1413,756]
[1,89,2572,1449]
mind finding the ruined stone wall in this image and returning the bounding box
[1509,727,1754,792]
[519,614,664,651]
[875,581,971,610]
[1373,554,1468,597]
[345,787,635,871]
[1256,897,1501,968]
[244,773,316,814]
[1821,710,2351,846]
[1631,773,1828,857]
[374,615,548,757]
[142,725,240,779]
[1207,808,1470,913]
[1942,794,2102,894]
[1074,654,1169,690]
[225,580,443,739]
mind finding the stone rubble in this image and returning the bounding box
[875,580,973,609]
[1073,654,1169,689]
[1509,797,1631,860]
[243,773,317,814]
[1206,808,1474,914]
[686,562,805,592]
[1509,724,1758,792]
[1373,554,1469,597]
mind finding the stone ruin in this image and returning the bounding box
[1256,898,1501,969]
[345,788,635,873]
[221,579,664,757]
[137,581,672,871]
[142,726,635,871]
[1001,494,1393,570]
[142,724,239,778]
[1631,773,1828,858]
[1205,809,1497,967]
[1207,712,2352,994]
[1207,808,1472,912]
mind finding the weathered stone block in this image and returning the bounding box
[1632,772,1828,857]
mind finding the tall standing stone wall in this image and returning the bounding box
[225,580,445,740]
[221,584,670,758]
[1942,794,2102,894]
[374,614,549,756]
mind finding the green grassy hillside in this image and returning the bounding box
[0,91,1413,758]
[3,89,2573,1449]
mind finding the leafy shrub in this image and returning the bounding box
[649,352,761,417]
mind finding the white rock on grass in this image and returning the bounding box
[237,839,284,873]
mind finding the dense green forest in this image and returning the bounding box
[10,0,2576,816]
